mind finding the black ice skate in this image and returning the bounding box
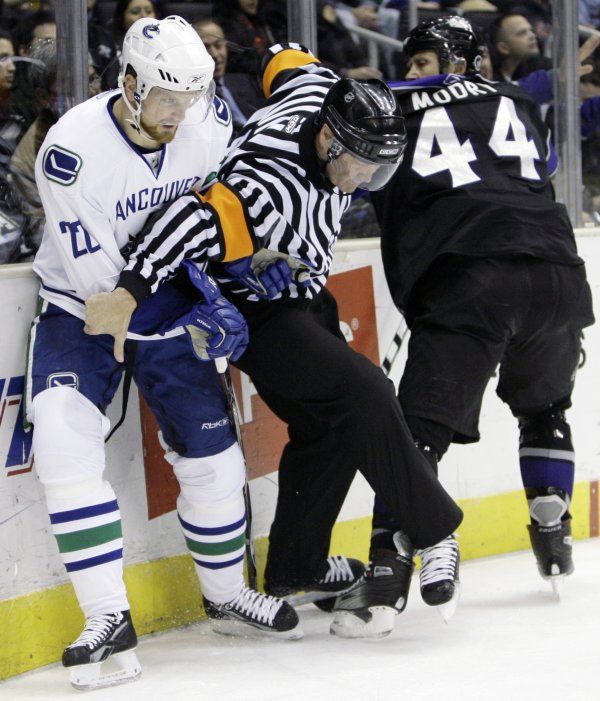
[203,586,303,639]
[267,556,366,612]
[62,610,141,690]
[417,533,461,622]
[527,487,574,598]
[528,519,574,598]
[330,532,414,639]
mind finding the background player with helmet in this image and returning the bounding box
[352,15,593,624]
[83,42,464,640]
[30,16,303,692]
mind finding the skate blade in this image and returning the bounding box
[330,606,397,639]
[436,582,461,623]
[69,649,141,690]
[209,618,304,640]
[549,569,565,601]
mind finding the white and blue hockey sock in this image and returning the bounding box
[46,480,129,617]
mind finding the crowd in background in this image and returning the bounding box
[0,0,599,262]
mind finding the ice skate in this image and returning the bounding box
[267,556,366,612]
[203,586,303,639]
[330,533,414,639]
[417,533,461,622]
[62,610,141,691]
[528,519,574,600]
[527,489,574,599]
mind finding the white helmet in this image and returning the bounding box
[119,15,215,132]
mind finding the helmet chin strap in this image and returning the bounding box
[118,76,159,144]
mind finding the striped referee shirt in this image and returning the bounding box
[118,43,351,304]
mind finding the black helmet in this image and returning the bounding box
[404,16,484,73]
[315,78,407,165]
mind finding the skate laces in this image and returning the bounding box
[229,586,282,625]
[320,556,354,584]
[418,535,459,586]
[67,612,123,649]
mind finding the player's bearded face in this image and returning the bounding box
[140,87,203,143]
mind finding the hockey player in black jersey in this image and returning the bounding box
[85,42,465,634]
[336,16,593,631]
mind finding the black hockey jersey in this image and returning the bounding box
[373,74,583,313]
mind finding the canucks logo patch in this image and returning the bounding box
[43,145,82,186]
[213,95,231,126]
[47,372,79,390]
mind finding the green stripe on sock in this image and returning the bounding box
[55,520,122,554]
[185,532,245,556]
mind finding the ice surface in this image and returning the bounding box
[3,539,598,701]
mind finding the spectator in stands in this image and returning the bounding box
[581,0,600,30]
[88,0,119,89]
[0,29,15,116]
[194,18,265,138]
[333,1,401,78]
[502,1,551,50]
[489,12,541,81]
[0,28,27,264]
[9,40,100,260]
[112,0,160,49]
[15,9,56,55]
[456,0,497,9]
[312,1,382,79]
[12,9,56,130]
[0,28,23,175]
[213,0,275,74]
[8,40,56,258]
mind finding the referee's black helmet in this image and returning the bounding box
[315,78,407,166]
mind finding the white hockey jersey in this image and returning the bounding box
[33,90,232,320]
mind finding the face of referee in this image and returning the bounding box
[316,125,379,193]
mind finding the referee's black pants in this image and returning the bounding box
[231,294,463,586]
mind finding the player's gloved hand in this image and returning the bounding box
[179,297,249,362]
[224,252,312,299]
[167,261,249,362]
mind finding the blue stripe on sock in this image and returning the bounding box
[192,553,245,570]
[50,500,119,525]
[178,514,246,536]
[520,457,574,496]
[64,548,123,572]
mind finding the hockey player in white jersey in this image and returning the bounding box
[29,16,301,692]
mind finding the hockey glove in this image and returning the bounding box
[167,261,249,362]
[224,251,312,299]
[179,297,249,362]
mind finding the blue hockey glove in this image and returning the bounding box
[224,252,313,299]
[180,297,249,362]
[167,261,249,362]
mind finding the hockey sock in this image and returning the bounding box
[370,495,398,553]
[519,411,574,525]
[46,479,129,617]
[178,492,246,605]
